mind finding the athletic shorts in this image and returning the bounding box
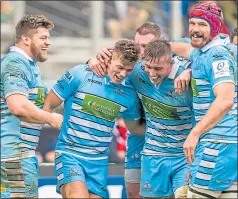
[125,134,144,169]
[189,141,237,191]
[140,154,188,198]
[54,151,109,198]
[0,156,39,198]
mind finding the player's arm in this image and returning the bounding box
[43,67,81,113]
[124,120,146,136]
[87,47,113,77]
[6,94,62,129]
[43,90,63,113]
[190,82,234,136]
[3,60,62,129]
[170,42,193,60]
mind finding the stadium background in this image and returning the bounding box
[1,1,237,198]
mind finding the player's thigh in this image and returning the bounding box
[60,181,89,198]
[140,155,173,198]
[84,159,109,199]
[1,157,38,198]
[126,182,141,198]
[172,155,189,198]
[54,152,88,197]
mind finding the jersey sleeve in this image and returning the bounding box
[207,49,236,89]
[2,58,32,98]
[52,65,83,101]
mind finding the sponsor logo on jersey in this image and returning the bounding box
[82,94,121,121]
[88,78,102,85]
[113,88,124,96]
[142,95,179,120]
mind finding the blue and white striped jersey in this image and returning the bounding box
[53,64,141,160]
[1,46,47,160]
[129,59,194,156]
[190,38,237,143]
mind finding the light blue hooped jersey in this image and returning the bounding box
[129,58,194,156]
[190,37,237,143]
[53,64,141,160]
[1,47,47,160]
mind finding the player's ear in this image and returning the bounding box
[21,34,31,46]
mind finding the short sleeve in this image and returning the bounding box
[52,65,85,101]
[207,50,236,89]
[2,59,32,98]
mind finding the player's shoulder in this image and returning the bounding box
[1,51,31,71]
[68,64,91,78]
[207,45,233,61]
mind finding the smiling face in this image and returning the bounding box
[107,53,134,84]
[28,27,51,62]
[189,18,211,48]
[144,55,173,84]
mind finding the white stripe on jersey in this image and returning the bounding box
[196,91,210,98]
[19,143,35,149]
[200,138,237,143]
[20,122,43,130]
[147,127,187,141]
[72,103,82,111]
[195,79,210,86]
[20,134,39,143]
[193,103,210,110]
[66,145,107,154]
[143,148,183,156]
[70,115,113,133]
[59,150,108,160]
[147,138,183,148]
[75,92,85,100]
[67,128,112,143]
[193,184,208,189]
[195,172,212,181]
[149,118,193,131]
[195,115,204,121]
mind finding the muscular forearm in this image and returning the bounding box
[170,42,192,59]
[191,98,233,137]
[15,101,52,124]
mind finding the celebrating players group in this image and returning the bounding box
[1,2,237,199]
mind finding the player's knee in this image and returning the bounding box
[174,185,188,198]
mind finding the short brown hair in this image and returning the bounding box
[113,39,140,65]
[15,14,54,43]
[136,22,161,39]
[143,40,172,63]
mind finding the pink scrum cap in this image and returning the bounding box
[189,2,223,40]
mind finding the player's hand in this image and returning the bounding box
[88,58,107,77]
[174,69,191,95]
[48,113,63,130]
[96,47,114,63]
[183,131,199,165]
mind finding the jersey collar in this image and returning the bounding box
[10,46,34,62]
[167,62,179,79]
[104,75,126,86]
[201,35,230,52]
